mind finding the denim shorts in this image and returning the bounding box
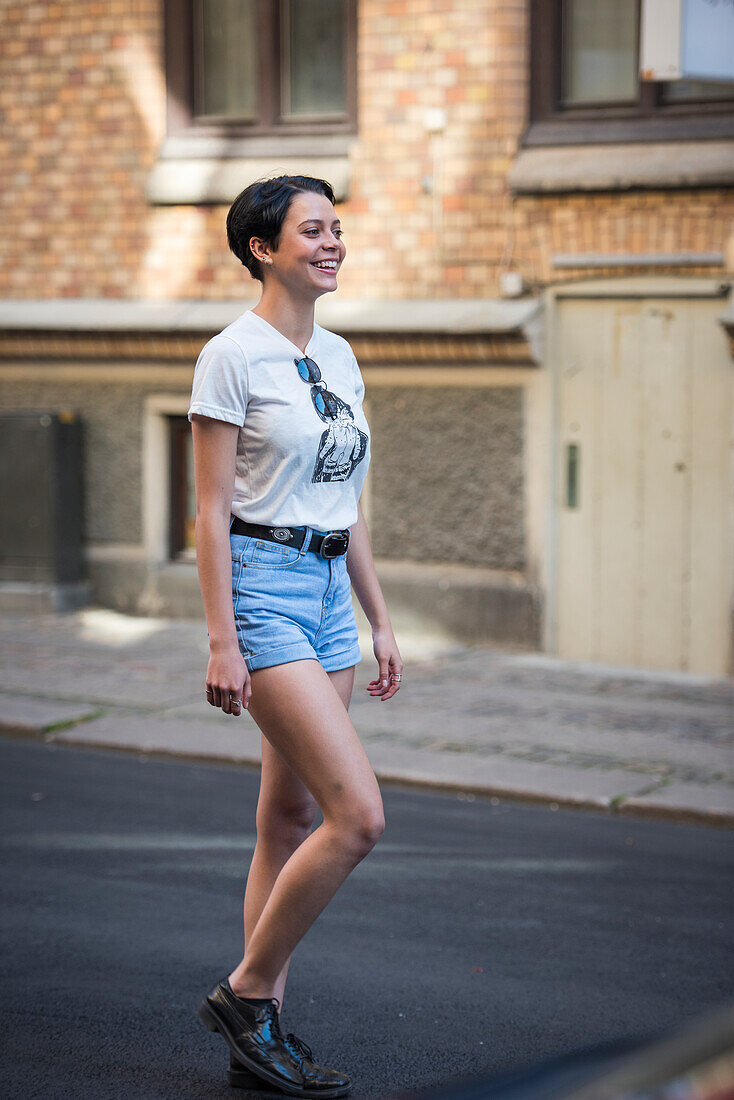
[230,527,363,673]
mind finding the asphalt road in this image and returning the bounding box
[1,737,732,1100]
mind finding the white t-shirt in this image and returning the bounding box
[188,309,371,532]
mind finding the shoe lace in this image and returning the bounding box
[285,1032,314,1063]
[264,997,285,1040]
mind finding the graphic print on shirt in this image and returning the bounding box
[311,391,369,483]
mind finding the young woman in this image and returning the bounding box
[189,175,403,1097]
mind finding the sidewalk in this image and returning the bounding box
[1,608,732,827]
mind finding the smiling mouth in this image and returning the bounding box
[311,261,338,270]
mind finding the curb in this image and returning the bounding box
[2,720,732,830]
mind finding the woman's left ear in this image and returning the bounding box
[249,237,272,266]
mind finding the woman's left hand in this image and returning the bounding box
[367,624,403,701]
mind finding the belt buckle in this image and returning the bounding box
[320,530,349,558]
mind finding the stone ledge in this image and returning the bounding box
[0,297,544,365]
[509,140,734,194]
[0,582,89,614]
[156,133,354,159]
[0,297,541,335]
[145,155,351,205]
[0,299,251,333]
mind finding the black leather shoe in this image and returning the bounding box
[228,1034,350,1095]
[198,979,348,1097]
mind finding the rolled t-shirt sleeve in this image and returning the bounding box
[188,334,248,425]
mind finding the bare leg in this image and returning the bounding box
[235,666,356,1013]
[227,659,384,999]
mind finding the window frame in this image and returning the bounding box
[164,0,358,140]
[526,0,734,145]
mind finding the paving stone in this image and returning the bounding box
[160,698,256,723]
[49,713,263,764]
[0,694,99,735]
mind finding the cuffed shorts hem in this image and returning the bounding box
[319,643,363,673]
[245,642,318,672]
[244,641,362,674]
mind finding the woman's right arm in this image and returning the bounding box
[191,414,250,715]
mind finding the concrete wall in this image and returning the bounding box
[369,385,525,569]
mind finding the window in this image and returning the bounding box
[169,417,196,559]
[164,0,357,139]
[562,0,638,106]
[527,0,734,144]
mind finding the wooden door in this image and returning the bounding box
[555,295,732,675]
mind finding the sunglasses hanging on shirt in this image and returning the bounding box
[294,357,341,420]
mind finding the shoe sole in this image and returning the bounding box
[227,1064,271,1090]
[228,1062,351,1094]
[228,1065,351,1095]
[198,999,350,1098]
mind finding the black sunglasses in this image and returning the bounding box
[294,357,340,419]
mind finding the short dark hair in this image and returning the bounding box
[226,174,336,282]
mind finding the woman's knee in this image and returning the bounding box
[332,799,386,858]
[256,798,318,850]
[357,809,386,854]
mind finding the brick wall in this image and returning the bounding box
[511,191,734,288]
[1,0,731,302]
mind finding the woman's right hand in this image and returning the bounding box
[205,643,251,716]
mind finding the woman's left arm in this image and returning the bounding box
[346,503,403,700]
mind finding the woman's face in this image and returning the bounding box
[263,190,346,297]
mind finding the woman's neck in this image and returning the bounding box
[251,285,316,354]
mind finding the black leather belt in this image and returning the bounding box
[230,516,350,558]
